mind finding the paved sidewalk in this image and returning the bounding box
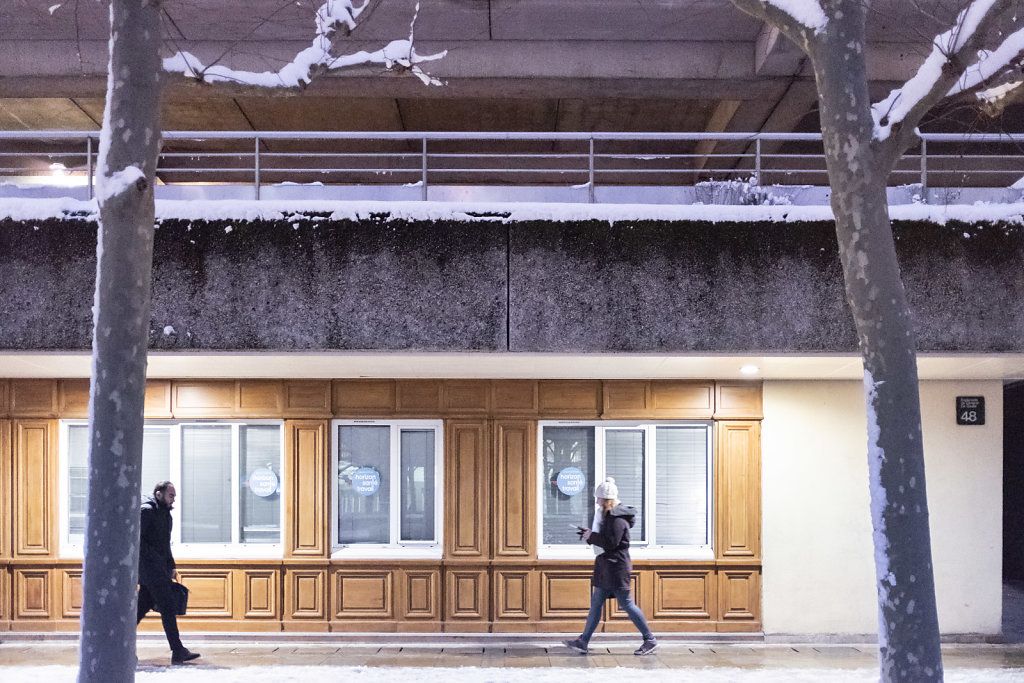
[2,639,1023,673]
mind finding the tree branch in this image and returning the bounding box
[163,0,444,88]
[872,0,1019,157]
[728,0,828,51]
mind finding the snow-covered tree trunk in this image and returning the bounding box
[78,1,163,681]
[809,5,942,679]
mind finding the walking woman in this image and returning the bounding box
[564,477,658,655]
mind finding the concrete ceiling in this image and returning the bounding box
[2,0,1016,139]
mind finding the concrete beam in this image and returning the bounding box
[0,39,925,95]
[693,99,742,172]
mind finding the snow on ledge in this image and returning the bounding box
[0,197,1023,226]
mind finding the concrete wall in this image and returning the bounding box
[761,380,1003,637]
[1,216,1022,353]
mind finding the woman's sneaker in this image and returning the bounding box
[563,638,589,654]
[634,639,658,656]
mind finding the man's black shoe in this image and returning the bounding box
[171,649,201,665]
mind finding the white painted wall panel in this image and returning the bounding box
[762,380,1002,636]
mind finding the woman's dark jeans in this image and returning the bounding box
[580,586,654,644]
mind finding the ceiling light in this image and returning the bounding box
[740,364,759,375]
[50,162,67,176]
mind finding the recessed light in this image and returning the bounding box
[740,364,759,375]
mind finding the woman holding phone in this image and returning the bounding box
[563,477,658,656]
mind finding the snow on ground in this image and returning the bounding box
[2,665,1022,683]
[0,197,1023,226]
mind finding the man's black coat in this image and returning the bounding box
[138,497,175,585]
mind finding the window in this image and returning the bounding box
[60,421,284,556]
[332,420,443,555]
[538,421,712,556]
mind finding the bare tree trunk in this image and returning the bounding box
[811,3,942,680]
[78,1,163,681]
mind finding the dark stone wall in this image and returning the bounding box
[509,220,855,351]
[0,214,1021,353]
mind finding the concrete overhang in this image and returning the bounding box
[2,352,1022,381]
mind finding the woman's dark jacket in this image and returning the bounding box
[138,497,175,585]
[586,504,637,590]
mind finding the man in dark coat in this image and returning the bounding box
[136,481,200,665]
[563,477,658,655]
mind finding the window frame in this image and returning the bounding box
[58,419,286,559]
[536,419,714,560]
[330,419,444,559]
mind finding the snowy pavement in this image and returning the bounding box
[3,642,1024,682]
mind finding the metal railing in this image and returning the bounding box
[1,130,1023,202]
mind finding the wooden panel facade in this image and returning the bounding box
[13,420,55,556]
[716,421,762,559]
[286,420,327,557]
[14,568,51,620]
[1,420,9,561]
[494,421,535,558]
[60,569,83,618]
[0,378,762,633]
[445,420,489,558]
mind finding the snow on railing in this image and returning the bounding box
[1,131,1022,204]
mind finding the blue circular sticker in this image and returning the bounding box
[556,467,586,496]
[351,467,381,496]
[248,468,279,497]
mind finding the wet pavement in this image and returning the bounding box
[2,581,1023,676]
[2,639,1024,673]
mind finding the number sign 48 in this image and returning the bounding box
[956,396,985,426]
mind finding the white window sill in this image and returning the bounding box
[331,545,443,560]
[538,545,715,562]
[59,544,285,561]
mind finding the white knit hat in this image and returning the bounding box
[594,477,618,500]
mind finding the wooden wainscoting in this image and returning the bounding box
[717,565,762,632]
[443,565,489,630]
[283,565,328,631]
[400,567,441,625]
[241,569,278,620]
[60,568,82,619]
[334,569,393,619]
[652,567,716,621]
[177,569,233,618]
[492,568,535,626]
[0,563,10,627]
[13,567,52,622]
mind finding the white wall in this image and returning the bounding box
[761,380,1002,636]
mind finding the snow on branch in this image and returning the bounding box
[953,26,1024,96]
[871,0,1016,141]
[163,1,446,88]
[763,0,828,33]
[730,0,828,37]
